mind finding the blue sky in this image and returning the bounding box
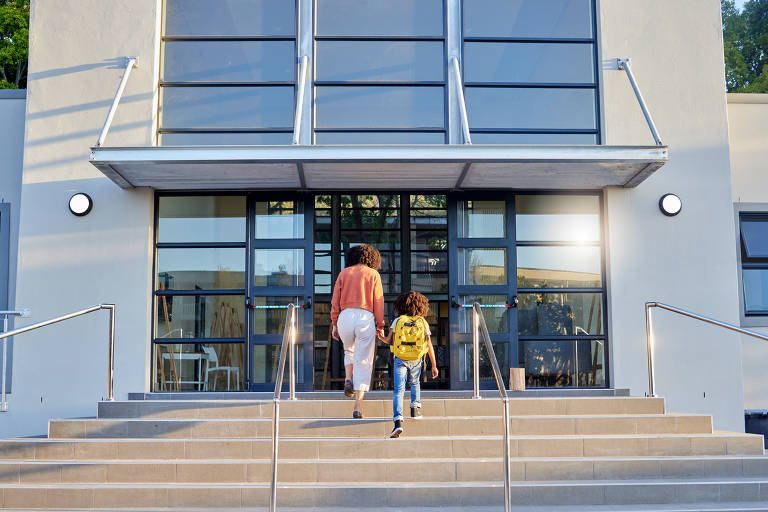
[736,0,747,9]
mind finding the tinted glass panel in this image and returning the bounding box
[316,41,444,82]
[163,41,294,83]
[252,344,304,383]
[412,252,448,273]
[165,0,295,36]
[161,132,292,146]
[518,293,603,335]
[458,295,508,333]
[519,340,574,387]
[411,231,447,251]
[459,248,507,286]
[411,274,449,294]
[459,342,508,381]
[315,132,446,144]
[471,133,597,145]
[156,248,245,290]
[161,87,294,129]
[741,219,768,258]
[576,339,605,387]
[516,195,600,242]
[464,43,594,84]
[316,86,444,128]
[253,249,304,287]
[463,0,593,39]
[316,0,443,36]
[458,200,505,238]
[254,201,304,239]
[466,88,596,130]
[252,296,303,334]
[411,210,447,230]
[517,246,601,289]
[157,196,246,243]
[155,295,245,338]
[743,269,768,314]
[153,343,245,391]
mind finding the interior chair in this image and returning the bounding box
[202,346,241,391]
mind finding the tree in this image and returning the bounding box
[0,0,29,89]
[723,0,768,93]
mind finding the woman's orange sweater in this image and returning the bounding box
[330,264,385,328]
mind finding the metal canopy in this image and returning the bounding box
[89,144,668,191]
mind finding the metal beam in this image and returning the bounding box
[292,56,309,145]
[450,57,472,145]
[96,57,138,147]
[617,58,663,146]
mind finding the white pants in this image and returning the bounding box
[337,308,376,392]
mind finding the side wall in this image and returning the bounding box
[727,93,768,410]
[600,0,744,431]
[2,0,160,437]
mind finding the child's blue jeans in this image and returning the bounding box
[393,357,422,421]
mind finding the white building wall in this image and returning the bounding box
[2,0,160,437]
[600,0,744,431]
[727,93,768,410]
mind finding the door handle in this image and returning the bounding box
[303,297,312,310]
[510,296,519,308]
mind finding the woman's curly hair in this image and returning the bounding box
[346,244,382,270]
[393,291,430,317]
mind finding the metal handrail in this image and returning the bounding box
[269,303,298,512]
[292,56,309,145]
[617,58,664,146]
[645,301,768,397]
[96,57,138,147]
[450,57,472,145]
[0,304,116,411]
[1,310,26,412]
[472,302,512,512]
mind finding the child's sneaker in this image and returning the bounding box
[410,406,422,419]
[389,420,403,438]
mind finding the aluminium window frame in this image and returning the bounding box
[736,207,768,324]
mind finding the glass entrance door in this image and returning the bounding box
[248,195,314,391]
[448,194,517,389]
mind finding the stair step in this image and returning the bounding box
[97,397,666,420]
[0,433,762,460]
[3,479,768,508]
[48,415,713,439]
[2,457,768,484]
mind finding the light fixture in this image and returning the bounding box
[68,193,93,217]
[659,193,682,217]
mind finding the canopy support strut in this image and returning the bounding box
[618,58,664,146]
[96,57,138,147]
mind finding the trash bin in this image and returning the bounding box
[744,410,768,448]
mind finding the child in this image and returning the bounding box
[378,291,438,438]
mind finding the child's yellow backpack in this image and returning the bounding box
[391,315,429,361]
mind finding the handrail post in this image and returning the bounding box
[96,57,138,147]
[104,304,116,401]
[644,302,657,398]
[450,57,472,145]
[292,56,309,145]
[472,306,481,399]
[288,305,297,401]
[0,312,22,412]
[617,58,663,146]
[269,397,280,512]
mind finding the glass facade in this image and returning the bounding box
[740,214,768,316]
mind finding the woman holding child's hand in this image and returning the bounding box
[330,244,385,419]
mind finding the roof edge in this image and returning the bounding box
[727,93,768,104]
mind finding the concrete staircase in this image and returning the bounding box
[0,396,766,509]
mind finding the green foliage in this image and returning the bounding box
[0,0,29,89]
[723,0,768,93]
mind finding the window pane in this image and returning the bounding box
[317,41,443,82]
[517,246,601,289]
[411,274,448,294]
[464,43,594,84]
[743,269,768,314]
[161,87,294,129]
[741,218,768,258]
[519,340,575,388]
[412,252,447,273]
[458,295,508,333]
[155,295,245,339]
[518,293,603,335]
[165,0,295,36]
[471,133,597,145]
[411,195,447,209]
[255,201,304,239]
[253,249,304,287]
[163,41,295,82]
[153,343,245,391]
[316,0,443,36]
[411,231,447,251]
[252,344,305,384]
[459,342,508,382]
[340,209,399,229]
[463,0,593,39]
[157,196,246,243]
[411,209,447,230]
[459,248,507,286]
[340,195,400,208]
[341,232,401,251]
[459,200,506,238]
[156,248,245,290]
[161,132,292,146]
[315,131,446,145]
[252,296,303,334]
[316,86,444,128]
[516,195,600,242]
[576,339,605,387]
[466,88,596,130]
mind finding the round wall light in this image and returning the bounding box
[69,193,93,217]
[659,193,682,217]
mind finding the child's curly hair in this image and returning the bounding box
[346,244,382,270]
[393,291,430,317]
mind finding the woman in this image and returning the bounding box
[331,244,385,418]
